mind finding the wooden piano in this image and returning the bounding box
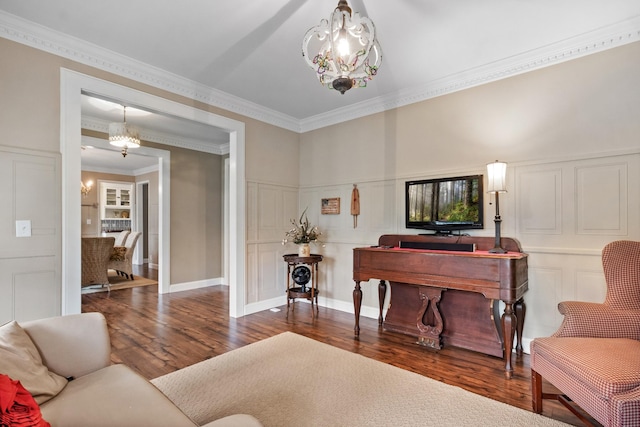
[352,234,528,378]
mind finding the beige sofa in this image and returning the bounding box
[13,313,262,427]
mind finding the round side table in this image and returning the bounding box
[283,254,323,316]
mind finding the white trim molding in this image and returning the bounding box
[3,10,640,134]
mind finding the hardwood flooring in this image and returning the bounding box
[82,266,598,426]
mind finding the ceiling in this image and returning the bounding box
[1,0,640,174]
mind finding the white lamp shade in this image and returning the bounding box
[108,122,140,148]
[486,161,507,193]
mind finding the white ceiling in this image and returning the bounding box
[1,0,640,174]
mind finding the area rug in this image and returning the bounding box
[81,270,157,294]
[151,332,569,427]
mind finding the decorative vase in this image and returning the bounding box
[298,243,311,257]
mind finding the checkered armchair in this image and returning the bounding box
[530,240,640,427]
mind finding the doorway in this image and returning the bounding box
[61,69,246,317]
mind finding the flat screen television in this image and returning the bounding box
[405,174,483,234]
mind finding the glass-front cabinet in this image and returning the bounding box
[99,181,133,233]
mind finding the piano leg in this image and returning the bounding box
[515,298,526,357]
[502,302,516,379]
[353,281,362,336]
[378,280,386,326]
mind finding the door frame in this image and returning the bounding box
[61,69,246,317]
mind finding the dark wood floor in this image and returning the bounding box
[82,265,597,427]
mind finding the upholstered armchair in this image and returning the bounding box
[108,231,141,280]
[530,240,640,427]
[81,237,115,287]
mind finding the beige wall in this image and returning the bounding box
[0,36,300,322]
[169,146,223,282]
[293,41,640,350]
[301,42,640,183]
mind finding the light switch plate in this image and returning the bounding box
[16,220,32,237]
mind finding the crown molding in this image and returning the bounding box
[2,10,639,134]
[0,10,301,133]
[133,164,160,177]
[300,15,640,132]
[81,116,230,155]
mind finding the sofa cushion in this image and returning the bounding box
[531,337,640,398]
[0,321,67,404]
[40,364,197,427]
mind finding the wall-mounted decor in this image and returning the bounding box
[321,197,340,214]
[351,184,360,228]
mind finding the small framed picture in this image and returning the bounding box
[321,197,340,214]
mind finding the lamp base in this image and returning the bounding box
[488,247,507,254]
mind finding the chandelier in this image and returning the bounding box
[302,0,382,94]
[109,106,140,157]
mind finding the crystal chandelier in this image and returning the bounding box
[109,106,140,157]
[302,0,382,94]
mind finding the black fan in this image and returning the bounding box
[292,265,311,291]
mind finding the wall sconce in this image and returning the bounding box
[81,180,93,197]
[486,161,507,254]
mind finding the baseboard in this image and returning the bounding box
[244,296,285,315]
[169,277,224,293]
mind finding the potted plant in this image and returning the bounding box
[282,208,323,256]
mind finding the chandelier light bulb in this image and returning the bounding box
[337,30,350,57]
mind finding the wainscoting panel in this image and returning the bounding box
[575,269,607,303]
[0,256,59,324]
[258,186,279,231]
[516,167,562,235]
[0,150,60,258]
[523,251,603,340]
[248,182,298,243]
[576,162,627,235]
[246,182,259,242]
[525,264,564,338]
[246,181,300,304]
[246,243,258,303]
[514,154,639,251]
[0,148,60,322]
[257,243,284,301]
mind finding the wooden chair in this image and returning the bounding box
[81,237,115,287]
[108,231,141,280]
[530,240,640,427]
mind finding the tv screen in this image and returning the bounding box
[405,174,483,233]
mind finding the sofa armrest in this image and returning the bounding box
[553,301,640,339]
[21,312,111,379]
